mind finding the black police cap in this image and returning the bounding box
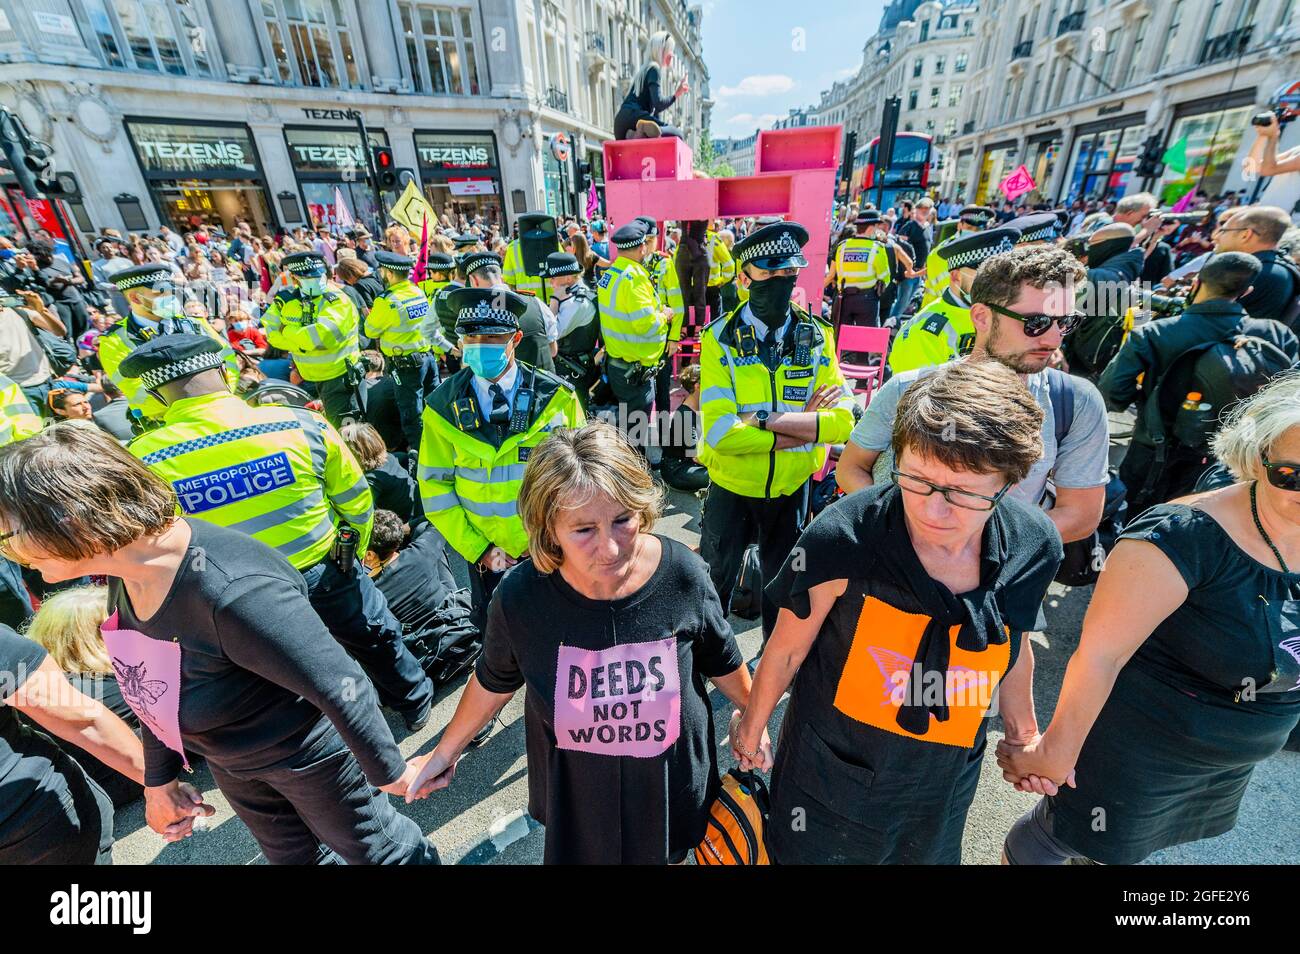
[610,220,649,249]
[1003,212,1060,244]
[734,221,810,270]
[460,251,502,277]
[109,263,173,291]
[448,287,528,336]
[119,331,224,390]
[375,251,414,273]
[541,252,581,277]
[426,252,456,272]
[935,226,1021,270]
[281,252,328,276]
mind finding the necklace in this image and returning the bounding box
[1250,481,1291,574]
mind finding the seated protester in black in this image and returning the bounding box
[658,364,709,492]
[357,351,406,450]
[0,618,143,863]
[734,362,1062,864]
[22,585,144,808]
[406,423,762,864]
[1099,252,1299,509]
[614,30,689,140]
[342,422,418,523]
[364,510,458,630]
[0,424,438,865]
[999,373,1300,865]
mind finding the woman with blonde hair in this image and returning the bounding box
[1000,371,1300,864]
[406,421,762,863]
[24,585,144,807]
[614,30,689,140]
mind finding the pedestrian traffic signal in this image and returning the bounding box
[372,146,398,190]
[1135,134,1165,180]
[0,108,53,200]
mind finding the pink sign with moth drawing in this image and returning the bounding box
[553,637,681,758]
[101,611,189,770]
[998,164,1036,202]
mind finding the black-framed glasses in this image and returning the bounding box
[985,302,1083,337]
[0,529,19,561]
[1263,455,1300,491]
[891,468,1013,511]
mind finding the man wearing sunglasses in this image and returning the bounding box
[887,226,1021,374]
[1099,251,1299,509]
[843,246,1112,547]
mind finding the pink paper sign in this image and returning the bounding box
[998,164,1036,202]
[553,637,681,758]
[101,611,189,770]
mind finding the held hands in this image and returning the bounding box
[144,780,216,842]
[728,710,774,773]
[404,747,459,803]
[667,340,681,358]
[995,734,1077,796]
[479,546,518,574]
[378,761,423,799]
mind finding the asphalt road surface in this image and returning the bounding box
[108,478,1299,865]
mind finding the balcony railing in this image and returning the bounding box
[1056,10,1085,36]
[1199,24,1253,64]
[1011,40,1033,60]
[585,31,606,55]
[546,86,569,112]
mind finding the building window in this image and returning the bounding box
[944,117,957,136]
[925,118,936,133]
[260,0,360,89]
[101,0,191,74]
[1124,16,1148,85]
[930,86,941,108]
[913,57,923,77]
[81,0,126,67]
[1098,28,1119,89]
[1161,0,1185,69]
[948,83,963,107]
[908,88,919,110]
[954,52,968,73]
[919,19,930,40]
[398,3,481,95]
[934,54,946,74]
[964,18,973,34]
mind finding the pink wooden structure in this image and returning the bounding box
[602,125,843,312]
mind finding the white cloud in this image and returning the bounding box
[725,112,780,128]
[717,74,795,98]
[836,66,858,79]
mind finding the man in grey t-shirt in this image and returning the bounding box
[838,246,1110,545]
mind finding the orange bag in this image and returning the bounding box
[694,770,770,865]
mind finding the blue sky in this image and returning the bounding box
[699,0,888,137]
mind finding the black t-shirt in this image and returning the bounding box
[373,523,458,629]
[0,625,96,859]
[476,535,743,864]
[366,453,417,522]
[662,402,699,461]
[1239,250,1299,326]
[1140,242,1174,284]
[361,375,404,449]
[108,519,405,787]
[54,673,142,807]
[897,219,928,265]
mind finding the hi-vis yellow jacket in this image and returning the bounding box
[707,230,736,287]
[503,239,559,304]
[261,283,361,382]
[417,364,584,562]
[833,237,891,290]
[99,315,238,421]
[129,391,374,569]
[596,255,667,366]
[0,373,40,447]
[887,288,975,374]
[364,278,451,356]
[699,304,856,498]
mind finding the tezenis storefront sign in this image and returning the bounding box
[127,120,259,176]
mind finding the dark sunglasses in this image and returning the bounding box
[1263,455,1300,491]
[985,302,1083,337]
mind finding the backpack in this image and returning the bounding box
[1045,369,1126,586]
[1269,254,1300,330]
[1063,302,1135,380]
[1129,333,1297,513]
[694,769,770,865]
[401,588,483,687]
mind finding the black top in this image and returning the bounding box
[107,519,405,787]
[1048,504,1300,863]
[361,375,405,450]
[1139,242,1174,284]
[0,625,98,860]
[366,453,417,522]
[896,219,928,265]
[373,522,458,630]
[662,402,699,461]
[351,273,385,310]
[763,484,1061,863]
[517,295,556,373]
[1239,249,1299,326]
[54,673,142,807]
[476,536,743,864]
[620,65,677,117]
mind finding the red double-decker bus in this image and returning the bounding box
[852,131,933,211]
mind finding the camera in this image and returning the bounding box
[1160,212,1207,227]
[1148,293,1188,317]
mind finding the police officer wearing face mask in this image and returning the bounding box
[697,222,857,642]
[417,287,585,628]
[262,252,364,428]
[102,263,239,426]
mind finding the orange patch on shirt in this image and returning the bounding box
[832,595,1010,748]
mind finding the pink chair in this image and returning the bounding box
[836,325,891,405]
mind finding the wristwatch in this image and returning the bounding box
[754,410,770,431]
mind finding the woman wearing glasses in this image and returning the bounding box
[999,373,1300,864]
[733,361,1063,863]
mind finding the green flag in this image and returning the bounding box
[1161,137,1189,174]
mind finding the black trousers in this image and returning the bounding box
[605,359,656,455]
[317,374,361,429]
[302,559,433,719]
[835,286,882,328]
[700,481,809,641]
[389,353,439,452]
[210,726,440,865]
[660,455,709,492]
[468,560,512,634]
[0,764,114,865]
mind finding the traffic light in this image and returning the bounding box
[0,109,52,200]
[578,161,593,192]
[371,146,397,190]
[1135,134,1165,180]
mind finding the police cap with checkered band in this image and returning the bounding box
[119,331,225,391]
[1003,212,1060,245]
[281,251,328,277]
[109,263,174,291]
[448,286,528,336]
[959,205,996,228]
[459,250,503,278]
[733,221,810,271]
[426,252,456,272]
[610,220,649,250]
[375,251,415,274]
[541,252,582,277]
[935,226,1021,271]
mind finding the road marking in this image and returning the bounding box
[452,811,542,865]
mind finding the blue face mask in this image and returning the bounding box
[462,342,511,380]
[298,276,326,297]
[149,295,182,320]
[232,320,249,332]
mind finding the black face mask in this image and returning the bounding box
[747,274,798,324]
[1086,236,1133,268]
